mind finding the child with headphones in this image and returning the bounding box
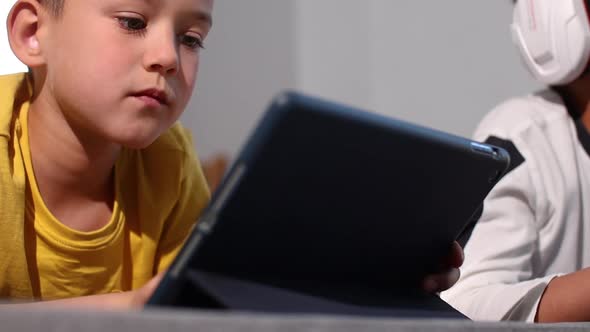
[441,0,590,323]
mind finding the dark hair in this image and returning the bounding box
[41,0,64,17]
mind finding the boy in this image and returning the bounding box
[442,0,590,323]
[1,0,463,309]
[1,0,213,308]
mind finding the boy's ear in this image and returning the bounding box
[7,0,47,68]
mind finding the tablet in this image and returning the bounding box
[148,91,509,317]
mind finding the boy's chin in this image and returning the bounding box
[115,134,159,150]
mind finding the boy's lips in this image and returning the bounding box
[131,88,170,106]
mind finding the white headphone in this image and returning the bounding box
[512,0,590,85]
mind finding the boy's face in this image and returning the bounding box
[38,0,213,148]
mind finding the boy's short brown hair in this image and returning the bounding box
[41,0,64,17]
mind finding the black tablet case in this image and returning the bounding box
[148,92,510,319]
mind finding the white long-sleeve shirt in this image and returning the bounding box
[441,89,590,322]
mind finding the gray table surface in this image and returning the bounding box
[1,308,590,332]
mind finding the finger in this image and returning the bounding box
[422,268,461,293]
[135,272,166,307]
[448,241,464,268]
[145,272,165,294]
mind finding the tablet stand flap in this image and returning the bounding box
[182,269,467,319]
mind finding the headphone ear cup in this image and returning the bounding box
[511,0,590,85]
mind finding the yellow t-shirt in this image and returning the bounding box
[0,73,210,300]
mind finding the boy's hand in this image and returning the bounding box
[421,241,464,293]
[106,272,164,309]
[3,273,164,310]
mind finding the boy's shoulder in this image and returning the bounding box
[131,123,201,180]
[0,73,28,138]
[148,122,195,156]
[119,123,209,212]
[474,89,571,142]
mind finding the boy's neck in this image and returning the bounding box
[554,75,590,130]
[27,91,120,230]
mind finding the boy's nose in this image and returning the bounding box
[143,33,179,76]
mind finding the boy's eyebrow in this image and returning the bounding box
[139,0,213,27]
[189,10,213,28]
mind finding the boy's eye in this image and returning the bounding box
[117,17,147,31]
[180,35,205,50]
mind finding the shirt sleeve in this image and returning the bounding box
[153,128,211,273]
[441,109,561,322]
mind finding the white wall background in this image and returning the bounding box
[188,0,541,159]
[0,0,26,74]
[1,1,541,159]
[184,0,297,159]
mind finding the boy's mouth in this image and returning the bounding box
[131,89,170,106]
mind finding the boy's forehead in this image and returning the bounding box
[60,0,213,27]
[75,0,213,15]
